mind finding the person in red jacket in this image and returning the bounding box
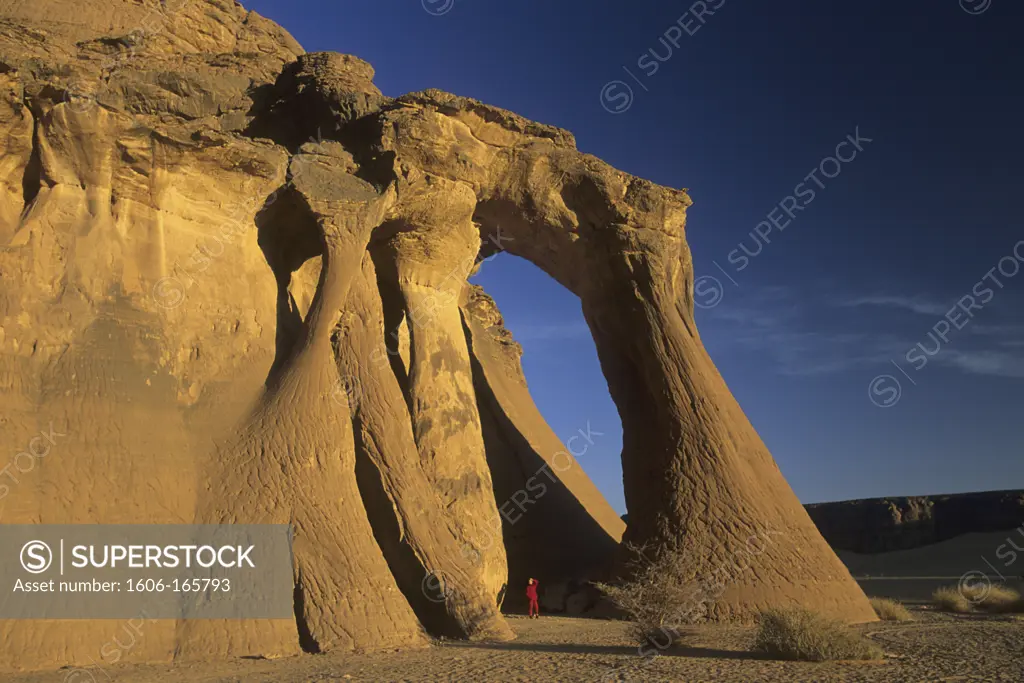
[526,578,539,618]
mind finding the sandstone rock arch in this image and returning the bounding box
[0,0,872,674]
[363,88,875,623]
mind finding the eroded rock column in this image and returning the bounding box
[371,177,508,604]
[178,149,427,659]
[334,255,513,641]
[582,231,877,624]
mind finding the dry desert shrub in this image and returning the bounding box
[752,607,883,662]
[971,584,1022,614]
[934,584,1023,614]
[869,597,913,621]
[932,587,972,613]
[593,542,706,648]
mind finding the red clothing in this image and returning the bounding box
[527,581,540,617]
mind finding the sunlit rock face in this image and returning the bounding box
[0,0,872,673]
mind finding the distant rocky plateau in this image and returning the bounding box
[805,490,1024,554]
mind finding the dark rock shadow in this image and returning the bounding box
[255,187,324,381]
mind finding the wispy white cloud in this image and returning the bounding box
[703,287,892,375]
[839,295,948,316]
[939,349,1024,379]
[702,284,1024,379]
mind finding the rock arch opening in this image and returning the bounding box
[464,251,627,613]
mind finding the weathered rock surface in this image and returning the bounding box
[369,174,510,610]
[806,490,1024,554]
[0,0,873,673]
[335,254,513,641]
[0,2,302,669]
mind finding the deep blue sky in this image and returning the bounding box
[246,0,1024,511]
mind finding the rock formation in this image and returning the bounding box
[807,490,1024,554]
[0,0,873,673]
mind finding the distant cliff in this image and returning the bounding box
[804,490,1024,554]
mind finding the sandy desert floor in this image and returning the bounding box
[10,534,1023,682]
[9,607,1022,683]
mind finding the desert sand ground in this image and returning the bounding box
[10,533,1022,682]
[8,609,1021,683]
